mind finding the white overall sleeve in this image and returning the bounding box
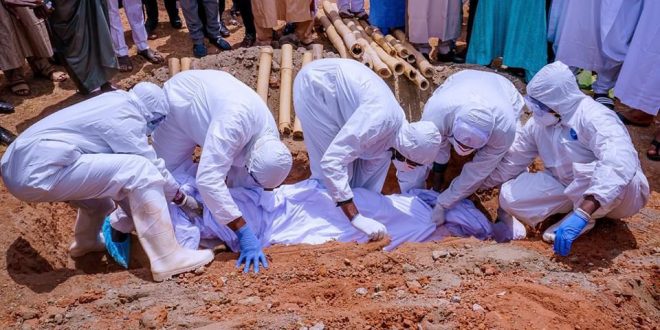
[481,120,539,189]
[196,117,253,225]
[99,112,180,200]
[436,129,515,209]
[580,110,638,206]
[320,108,397,203]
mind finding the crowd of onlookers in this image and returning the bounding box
[0,0,658,161]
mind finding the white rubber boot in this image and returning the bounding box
[492,208,527,243]
[542,213,596,243]
[68,199,115,257]
[130,186,214,282]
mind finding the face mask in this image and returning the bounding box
[449,137,475,156]
[533,110,560,126]
[146,115,166,135]
[393,159,415,172]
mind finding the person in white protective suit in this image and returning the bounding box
[0,83,214,281]
[412,70,524,226]
[481,61,650,256]
[147,70,292,273]
[293,58,443,242]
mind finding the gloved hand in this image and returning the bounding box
[431,204,445,225]
[236,225,268,273]
[352,214,387,241]
[553,209,589,257]
[174,190,203,217]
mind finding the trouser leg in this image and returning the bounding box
[68,198,117,257]
[294,19,313,44]
[237,0,255,36]
[179,0,205,43]
[499,171,573,228]
[201,0,220,38]
[143,0,159,28]
[592,63,622,94]
[107,0,129,56]
[164,0,179,21]
[124,0,149,51]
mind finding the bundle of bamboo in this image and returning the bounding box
[315,1,436,90]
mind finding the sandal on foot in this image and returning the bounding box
[209,37,231,51]
[10,81,30,96]
[49,70,69,82]
[117,55,133,72]
[648,139,660,161]
[138,48,164,64]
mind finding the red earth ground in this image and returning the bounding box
[0,2,658,329]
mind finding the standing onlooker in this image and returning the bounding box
[198,0,230,38]
[612,0,660,161]
[143,0,182,36]
[1,0,68,96]
[233,0,256,47]
[552,0,640,109]
[49,0,118,94]
[251,0,314,46]
[179,0,231,58]
[370,0,404,34]
[337,0,367,20]
[407,0,463,62]
[107,0,164,72]
[466,0,547,82]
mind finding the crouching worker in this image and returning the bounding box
[0,83,214,281]
[482,62,649,256]
[293,59,442,242]
[150,70,293,273]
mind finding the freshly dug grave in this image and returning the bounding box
[1,46,658,330]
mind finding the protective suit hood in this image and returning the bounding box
[452,101,495,149]
[526,61,586,120]
[394,121,442,165]
[128,82,170,122]
[246,135,293,189]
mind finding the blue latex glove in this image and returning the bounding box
[102,217,131,269]
[553,210,589,257]
[235,225,268,273]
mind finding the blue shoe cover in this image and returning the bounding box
[102,217,131,269]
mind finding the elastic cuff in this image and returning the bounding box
[336,198,353,207]
[433,162,448,173]
[575,208,592,221]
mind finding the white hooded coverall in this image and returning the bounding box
[152,70,292,226]
[0,84,179,254]
[293,58,441,203]
[482,62,649,226]
[418,70,524,209]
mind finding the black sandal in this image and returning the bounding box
[648,139,660,161]
[117,55,133,72]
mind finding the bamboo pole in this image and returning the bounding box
[354,20,402,76]
[168,57,180,77]
[311,44,323,60]
[316,10,348,58]
[293,52,314,140]
[384,34,410,59]
[322,1,362,58]
[392,29,435,78]
[279,44,293,135]
[256,46,273,103]
[358,20,396,56]
[344,19,391,78]
[180,57,192,71]
[414,73,430,90]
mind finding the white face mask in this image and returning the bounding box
[449,137,475,156]
[393,159,416,172]
[533,110,560,126]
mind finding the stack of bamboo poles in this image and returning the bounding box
[318,1,434,91]
[254,44,326,139]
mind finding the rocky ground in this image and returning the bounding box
[0,2,658,329]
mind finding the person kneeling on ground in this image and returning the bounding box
[147,70,292,273]
[481,61,650,256]
[0,83,213,281]
[294,59,442,242]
